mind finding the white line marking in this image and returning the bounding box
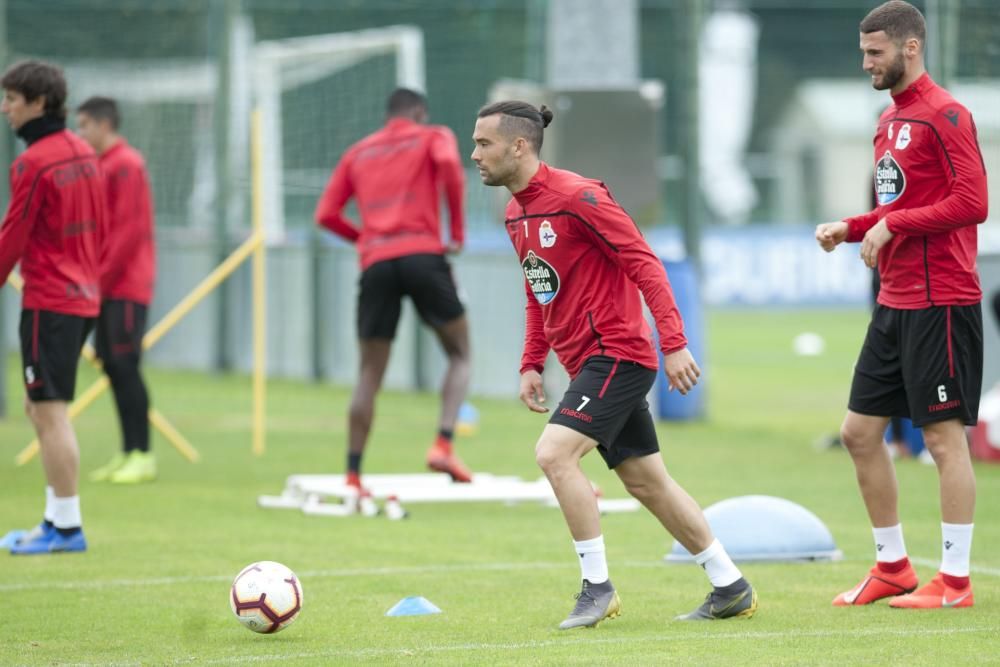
[910,557,1000,578]
[3,555,998,593]
[57,626,994,666]
[0,561,576,592]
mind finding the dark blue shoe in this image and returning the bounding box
[10,528,86,555]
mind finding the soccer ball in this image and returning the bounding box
[229,561,303,633]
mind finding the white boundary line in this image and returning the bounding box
[3,555,999,593]
[0,561,574,592]
[58,626,995,666]
[910,556,1000,577]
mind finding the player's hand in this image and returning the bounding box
[815,221,848,252]
[446,240,463,255]
[518,370,549,413]
[860,218,893,269]
[663,348,700,395]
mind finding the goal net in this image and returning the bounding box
[253,25,425,241]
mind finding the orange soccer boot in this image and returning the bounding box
[426,437,473,483]
[832,560,918,606]
[889,572,974,609]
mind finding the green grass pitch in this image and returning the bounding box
[2,309,998,665]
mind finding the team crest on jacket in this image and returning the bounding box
[894,123,912,150]
[875,151,906,206]
[539,220,557,248]
[522,250,560,305]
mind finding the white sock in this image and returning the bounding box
[940,522,973,577]
[574,535,609,584]
[44,486,55,523]
[694,539,742,587]
[872,524,908,563]
[51,495,82,530]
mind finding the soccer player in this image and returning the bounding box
[0,60,106,554]
[75,96,157,484]
[472,101,757,627]
[816,0,988,608]
[315,88,472,488]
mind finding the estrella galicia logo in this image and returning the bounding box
[875,150,906,206]
[522,250,560,305]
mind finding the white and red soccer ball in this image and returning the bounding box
[230,561,303,633]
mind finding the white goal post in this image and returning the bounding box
[254,25,425,242]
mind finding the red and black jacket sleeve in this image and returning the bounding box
[101,159,152,292]
[429,127,465,246]
[519,278,550,375]
[315,149,360,242]
[0,156,37,286]
[570,184,688,355]
[886,109,988,234]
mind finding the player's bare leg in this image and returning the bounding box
[28,400,79,497]
[535,424,601,539]
[615,452,756,620]
[426,315,473,481]
[614,453,712,553]
[834,411,918,605]
[534,424,620,629]
[890,417,976,609]
[431,315,470,433]
[346,339,392,488]
[840,411,897,526]
[922,418,975,523]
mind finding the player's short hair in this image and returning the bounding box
[476,100,554,153]
[386,88,427,116]
[0,59,67,119]
[76,96,121,130]
[860,0,926,47]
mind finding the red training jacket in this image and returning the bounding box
[100,139,156,305]
[315,117,465,270]
[506,162,687,379]
[845,73,989,308]
[0,123,105,317]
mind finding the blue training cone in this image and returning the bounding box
[0,530,26,550]
[386,596,442,616]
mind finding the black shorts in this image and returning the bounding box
[549,355,660,469]
[19,309,94,402]
[96,300,147,365]
[357,253,465,340]
[849,304,983,426]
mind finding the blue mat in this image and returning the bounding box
[666,495,841,563]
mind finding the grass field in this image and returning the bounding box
[3,309,999,666]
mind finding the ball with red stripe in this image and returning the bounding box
[230,561,303,633]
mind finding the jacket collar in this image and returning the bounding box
[891,72,933,108]
[16,114,65,145]
[513,161,550,205]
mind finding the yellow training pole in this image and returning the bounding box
[13,234,261,465]
[79,345,201,463]
[9,279,206,464]
[250,109,267,457]
[147,410,200,463]
[143,232,263,350]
